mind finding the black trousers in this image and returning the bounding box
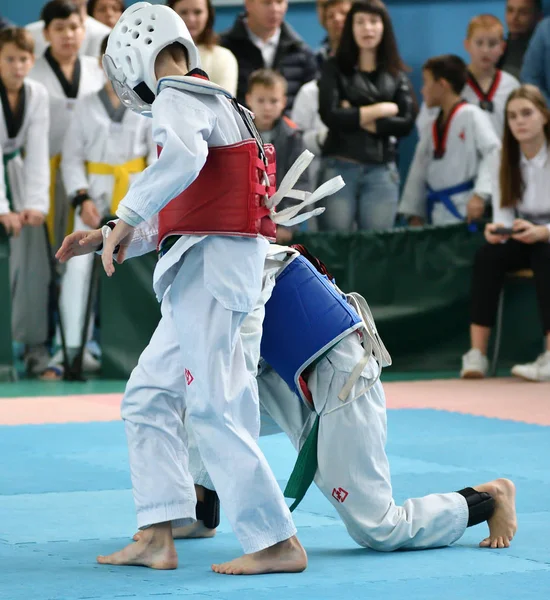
[470,239,550,333]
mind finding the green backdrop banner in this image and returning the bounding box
[99,224,543,378]
[0,230,14,381]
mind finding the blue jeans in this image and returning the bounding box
[318,158,400,232]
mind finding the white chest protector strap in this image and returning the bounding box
[157,76,345,228]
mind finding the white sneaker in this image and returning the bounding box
[511,351,550,382]
[461,348,489,379]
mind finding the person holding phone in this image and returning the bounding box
[461,84,550,381]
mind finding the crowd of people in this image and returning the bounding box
[0,0,549,382]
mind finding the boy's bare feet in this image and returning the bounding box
[474,478,517,548]
[211,535,307,575]
[98,522,178,569]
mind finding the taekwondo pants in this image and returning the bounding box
[59,214,98,349]
[122,240,297,554]
[9,225,51,346]
[191,332,469,551]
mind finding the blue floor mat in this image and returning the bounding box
[1,409,548,600]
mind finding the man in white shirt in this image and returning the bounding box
[220,0,318,110]
[26,0,110,58]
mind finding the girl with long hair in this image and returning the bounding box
[462,84,550,381]
[167,0,238,95]
[318,0,416,231]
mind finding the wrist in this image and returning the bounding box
[72,191,91,210]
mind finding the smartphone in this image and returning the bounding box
[492,227,522,235]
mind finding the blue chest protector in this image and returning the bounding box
[260,255,362,407]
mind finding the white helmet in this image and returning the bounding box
[103,2,200,115]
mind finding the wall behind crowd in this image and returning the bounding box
[3,0,549,178]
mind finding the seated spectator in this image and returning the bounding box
[499,0,542,79]
[462,85,550,382]
[400,55,500,226]
[26,0,110,58]
[88,0,125,29]
[318,0,416,232]
[291,0,351,186]
[168,0,238,95]
[315,0,350,69]
[219,0,317,110]
[0,28,51,376]
[417,15,519,138]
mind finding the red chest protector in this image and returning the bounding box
[157,140,277,249]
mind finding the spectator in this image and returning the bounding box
[318,0,416,232]
[0,28,51,376]
[42,35,154,379]
[168,0,238,95]
[88,0,125,29]
[245,68,309,243]
[291,0,351,186]
[499,0,542,79]
[315,0,350,69]
[219,0,318,110]
[28,0,104,250]
[26,0,110,58]
[520,13,550,103]
[417,15,520,139]
[399,55,500,226]
[461,85,550,382]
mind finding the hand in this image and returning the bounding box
[511,218,550,244]
[102,219,135,277]
[55,229,103,263]
[0,212,22,237]
[80,199,102,229]
[485,222,510,244]
[20,209,45,227]
[377,102,399,118]
[408,216,424,227]
[364,122,377,134]
[341,100,352,109]
[466,194,485,223]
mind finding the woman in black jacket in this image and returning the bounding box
[318,0,416,231]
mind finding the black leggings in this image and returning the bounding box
[470,239,550,333]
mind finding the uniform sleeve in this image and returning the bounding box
[398,134,431,219]
[117,90,216,225]
[122,214,159,259]
[318,59,360,132]
[291,84,326,155]
[60,100,90,199]
[520,19,550,102]
[375,73,417,138]
[472,109,502,198]
[22,86,51,213]
[489,149,515,226]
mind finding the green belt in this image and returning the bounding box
[3,149,21,212]
[284,414,320,512]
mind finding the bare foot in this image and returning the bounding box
[98,522,178,569]
[211,535,307,575]
[475,478,517,549]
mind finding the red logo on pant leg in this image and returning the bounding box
[332,487,348,503]
[185,369,194,386]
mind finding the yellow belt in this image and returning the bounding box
[46,154,62,246]
[86,156,147,214]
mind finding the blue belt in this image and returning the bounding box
[427,180,476,230]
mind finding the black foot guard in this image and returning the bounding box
[196,488,220,529]
[457,487,495,527]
